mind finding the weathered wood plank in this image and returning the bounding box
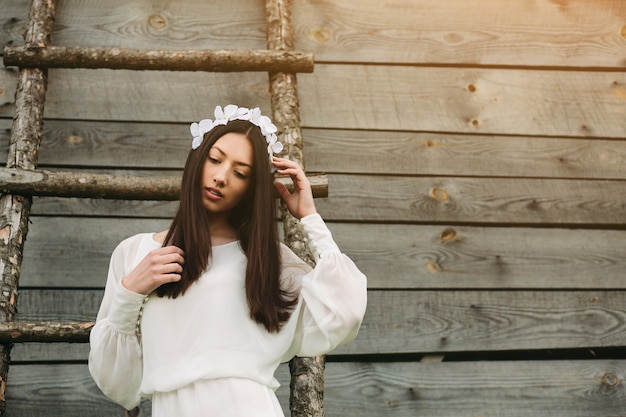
[5,0,626,69]
[19,218,626,289]
[315,175,626,225]
[11,343,88,363]
[298,65,626,137]
[347,290,626,355]
[0,4,30,50]
[21,218,170,288]
[52,0,268,50]
[316,360,626,417]
[16,289,102,323]
[29,197,179,218]
[293,0,626,68]
[15,289,626,354]
[18,175,626,224]
[1,118,189,169]
[5,364,153,417]
[0,0,266,52]
[301,129,626,180]
[330,224,626,290]
[0,67,272,123]
[3,119,626,180]
[2,66,625,138]
[5,361,626,417]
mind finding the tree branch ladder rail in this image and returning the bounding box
[0,0,57,413]
[266,1,326,416]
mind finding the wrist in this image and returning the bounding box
[298,208,317,220]
[108,283,148,334]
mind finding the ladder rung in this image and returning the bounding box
[0,321,93,343]
[0,168,328,200]
[3,46,314,73]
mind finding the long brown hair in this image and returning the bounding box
[157,120,296,332]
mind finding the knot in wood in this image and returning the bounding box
[439,228,457,244]
[601,371,621,388]
[429,187,449,202]
[426,260,442,274]
[148,14,167,30]
[65,135,83,144]
[311,28,331,43]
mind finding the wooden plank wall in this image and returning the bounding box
[1,0,626,416]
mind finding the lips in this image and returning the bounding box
[205,187,224,200]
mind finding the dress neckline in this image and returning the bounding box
[149,233,240,248]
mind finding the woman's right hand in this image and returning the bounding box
[121,246,185,295]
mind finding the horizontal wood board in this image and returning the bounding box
[7,174,626,225]
[314,175,626,225]
[292,0,626,68]
[14,289,626,355]
[2,66,626,138]
[19,218,626,289]
[3,0,626,68]
[32,175,608,225]
[2,119,626,180]
[4,360,626,417]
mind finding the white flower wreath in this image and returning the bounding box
[189,105,284,164]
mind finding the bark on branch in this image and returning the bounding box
[3,46,314,73]
[0,168,328,200]
[0,1,58,412]
[0,321,93,343]
[266,0,325,416]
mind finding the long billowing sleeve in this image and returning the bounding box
[283,214,368,359]
[88,235,148,410]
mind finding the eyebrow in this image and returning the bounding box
[211,146,252,169]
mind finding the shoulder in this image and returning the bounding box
[111,233,158,262]
[115,233,155,250]
[106,233,157,279]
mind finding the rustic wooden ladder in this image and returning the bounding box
[0,0,327,415]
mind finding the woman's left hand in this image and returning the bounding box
[273,157,317,220]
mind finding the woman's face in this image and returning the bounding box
[201,132,253,215]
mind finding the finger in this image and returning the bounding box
[159,252,185,266]
[273,181,292,201]
[272,157,303,172]
[161,272,182,284]
[157,261,184,275]
[276,166,307,185]
[159,245,185,256]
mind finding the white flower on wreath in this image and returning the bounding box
[214,104,248,127]
[189,104,284,165]
[266,132,283,157]
[190,118,213,150]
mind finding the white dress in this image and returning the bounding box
[88,213,367,416]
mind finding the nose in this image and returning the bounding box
[213,165,228,186]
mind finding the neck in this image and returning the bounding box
[209,214,239,245]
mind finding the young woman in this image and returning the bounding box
[88,105,367,417]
